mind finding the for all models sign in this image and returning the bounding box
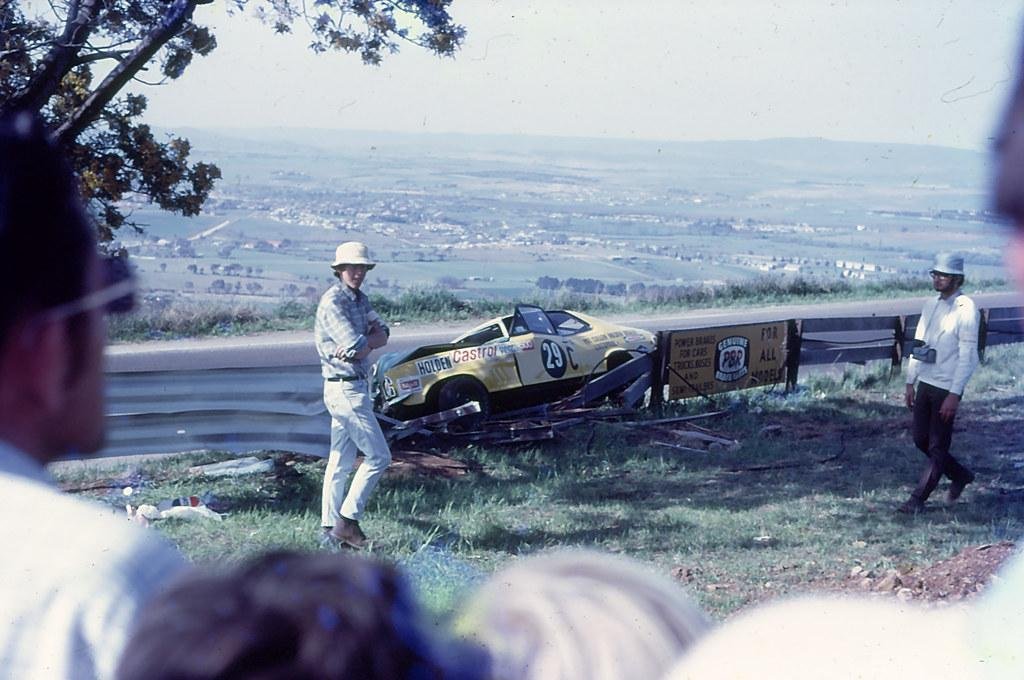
[667,322,787,400]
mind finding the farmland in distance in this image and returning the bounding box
[120,128,1009,306]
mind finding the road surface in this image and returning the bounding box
[106,291,1022,372]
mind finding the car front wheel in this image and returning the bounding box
[434,376,490,431]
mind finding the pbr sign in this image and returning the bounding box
[667,322,787,399]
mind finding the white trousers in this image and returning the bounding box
[320,380,392,526]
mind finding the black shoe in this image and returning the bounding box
[945,471,976,505]
[896,497,925,514]
[328,516,367,549]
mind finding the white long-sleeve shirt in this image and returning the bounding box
[905,291,980,396]
[0,441,188,679]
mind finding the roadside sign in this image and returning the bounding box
[666,322,787,400]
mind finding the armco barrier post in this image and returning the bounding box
[892,316,905,377]
[649,331,667,408]
[785,319,801,391]
[978,309,989,362]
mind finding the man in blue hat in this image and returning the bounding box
[899,252,980,513]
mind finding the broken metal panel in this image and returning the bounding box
[621,372,651,409]
[580,353,654,405]
[380,402,482,442]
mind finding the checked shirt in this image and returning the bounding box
[315,283,388,380]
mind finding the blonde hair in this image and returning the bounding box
[663,596,977,680]
[455,549,709,680]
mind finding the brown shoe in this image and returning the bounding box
[328,517,367,549]
[896,497,925,514]
[945,471,975,505]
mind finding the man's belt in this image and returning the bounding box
[326,375,364,382]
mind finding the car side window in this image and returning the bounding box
[547,311,591,336]
[456,323,505,345]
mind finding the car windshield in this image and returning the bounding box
[511,306,557,336]
[547,310,590,336]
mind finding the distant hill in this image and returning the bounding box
[166,126,990,191]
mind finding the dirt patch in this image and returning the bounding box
[838,541,1017,603]
[388,449,480,478]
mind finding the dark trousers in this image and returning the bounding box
[911,381,973,502]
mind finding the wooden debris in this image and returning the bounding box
[725,453,841,473]
[389,449,479,478]
[652,441,708,454]
[671,429,740,450]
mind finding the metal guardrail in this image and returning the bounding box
[99,306,1023,459]
[784,306,1023,388]
[981,307,1024,349]
[104,365,330,458]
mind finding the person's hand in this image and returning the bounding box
[904,384,915,409]
[939,393,961,422]
[367,323,388,350]
[333,346,368,362]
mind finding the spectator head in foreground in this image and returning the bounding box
[0,110,135,462]
[0,112,187,679]
[971,32,1024,679]
[117,550,488,680]
[993,35,1024,294]
[661,596,977,680]
[454,548,710,680]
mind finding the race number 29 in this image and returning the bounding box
[541,340,567,378]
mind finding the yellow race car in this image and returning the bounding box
[373,305,657,422]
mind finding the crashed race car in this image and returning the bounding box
[373,305,657,423]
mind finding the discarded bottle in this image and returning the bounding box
[156,495,203,512]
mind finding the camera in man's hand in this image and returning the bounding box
[911,340,937,363]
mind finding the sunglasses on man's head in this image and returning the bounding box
[41,256,137,323]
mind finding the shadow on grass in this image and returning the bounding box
[536,395,1024,537]
[461,513,699,554]
[149,387,1023,557]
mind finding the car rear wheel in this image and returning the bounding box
[606,351,632,372]
[600,351,636,403]
[434,376,490,431]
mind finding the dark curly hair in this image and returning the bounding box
[0,111,94,344]
[116,550,488,680]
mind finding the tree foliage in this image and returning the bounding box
[0,0,465,242]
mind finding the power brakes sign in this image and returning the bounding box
[666,322,787,400]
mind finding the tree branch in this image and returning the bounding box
[72,49,130,66]
[55,0,209,145]
[4,0,97,114]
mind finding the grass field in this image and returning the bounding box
[53,344,1024,621]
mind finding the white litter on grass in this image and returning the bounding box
[189,456,275,477]
[131,503,222,522]
[159,505,223,521]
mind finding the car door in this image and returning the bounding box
[511,305,589,387]
[446,319,523,394]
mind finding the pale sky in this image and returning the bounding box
[136,0,1024,150]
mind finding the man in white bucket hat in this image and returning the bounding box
[898,252,980,513]
[314,241,391,547]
